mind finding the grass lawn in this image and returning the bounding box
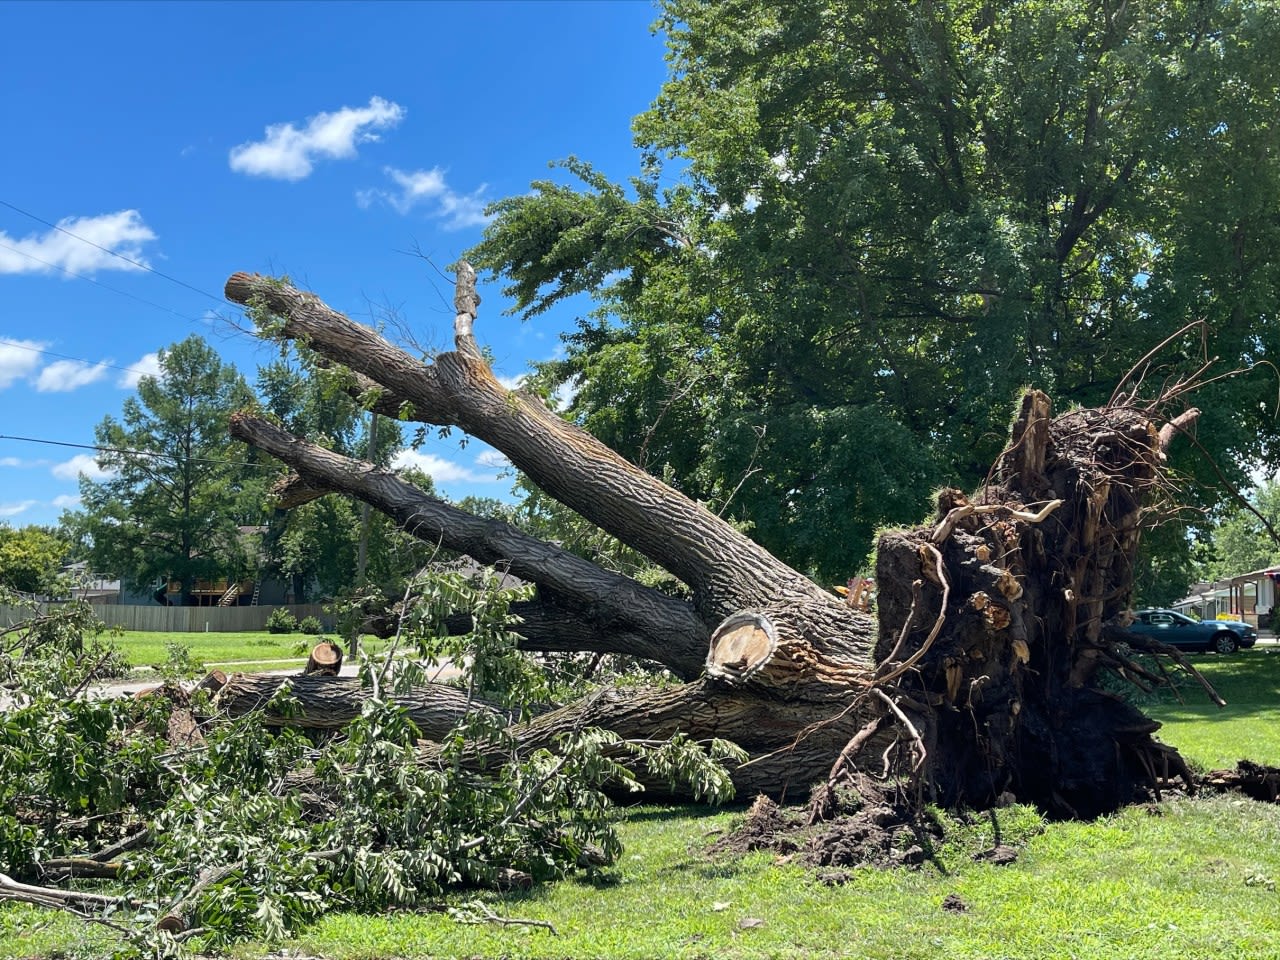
[3,647,1279,959]
[1144,646,1280,769]
[268,646,1280,960]
[107,630,390,674]
[264,796,1280,960]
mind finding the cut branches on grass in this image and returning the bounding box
[0,566,748,957]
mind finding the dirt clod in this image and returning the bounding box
[972,844,1018,865]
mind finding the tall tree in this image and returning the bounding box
[253,354,421,603]
[72,335,261,604]
[471,0,1280,586]
[1201,480,1280,582]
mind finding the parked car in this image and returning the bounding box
[1125,608,1258,653]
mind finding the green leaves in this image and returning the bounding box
[472,0,1280,587]
[1200,480,1280,583]
[0,525,69,595]
[0,574,748,957]
[70,334,264,600]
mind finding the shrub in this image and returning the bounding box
[298,615,323,635]
[265,607,298,634]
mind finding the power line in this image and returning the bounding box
[0,198,227,306]
[0,239,217,326]
[0,337,168,382]
[0,433,281,471]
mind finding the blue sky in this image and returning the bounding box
[0,0,668,528]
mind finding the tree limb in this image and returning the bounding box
[225,270,853,635]
[229,413,708,678]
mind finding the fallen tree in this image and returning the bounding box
[0,268,1265,958]
[224,265,1213,819]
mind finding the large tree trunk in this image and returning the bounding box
[224,266,1204,818]
[214,673,512,739]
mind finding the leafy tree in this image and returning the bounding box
[255,354,428,603]
[256,354,374,455]
[0,524,68,595]
[1199,480,1280,582]
[69,335,262,603]
[471,0,1280,584]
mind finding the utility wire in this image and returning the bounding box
[0,198,227,306]
[0,239,216,326]
[0,337,166,382]
[0,433,281,471]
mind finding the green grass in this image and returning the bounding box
[5,648,1280,959]
[255,645,1280,960]
[245,796,1280,960]
[5,798,1278,960]
[107,630,390,674]
[1145,646,1280,769]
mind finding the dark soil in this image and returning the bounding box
[711,791,944,872]
[710,761,1280,878]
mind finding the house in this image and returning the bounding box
[62,561,122,604]
[152,525,291,607]
[1172,566,1280,629]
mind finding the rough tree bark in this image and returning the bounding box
[223,266,1206,817]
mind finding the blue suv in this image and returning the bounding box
[1126,609,1258,653]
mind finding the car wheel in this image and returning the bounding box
[1212,632,1239,654]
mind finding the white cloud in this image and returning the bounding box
[474,450,511,469]
[52,453,115,482]
[35,359,110,392]
[0,456,47,468]
[391,448,502,484]
[495,373,526,391]
[0,500,35,518]
[552,375,582,411]
[358,166,491,230]
[375,167,447,212]
[119,351,161,388]
[0,339,44,387]
[51,494,81,509]
[229,96,405,180]
[0,211,156,276]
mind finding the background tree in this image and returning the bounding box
[470,0,1280,590]
[254,354,428,603]
[0,524,68,595]
[69,335,261,604]
[1200,479,1280,582]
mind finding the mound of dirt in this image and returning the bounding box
[711,792,942,871]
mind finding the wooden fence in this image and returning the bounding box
[0,603,333,633]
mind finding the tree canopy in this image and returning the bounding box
[0,525,67,596]
[471,0,1280,586]
[70,335,262,602]
[1200,479,1280,581]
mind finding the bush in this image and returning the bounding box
[298,615,323,635]
[265,608,298,634]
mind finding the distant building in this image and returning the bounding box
[1173,566,1280,629]
[62,561,122,604]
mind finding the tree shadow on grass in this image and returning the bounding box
[619,802,737,823]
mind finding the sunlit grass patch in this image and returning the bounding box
[109,630,390,673]
[269,796,1280,960]
[1146,648,1280,768]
